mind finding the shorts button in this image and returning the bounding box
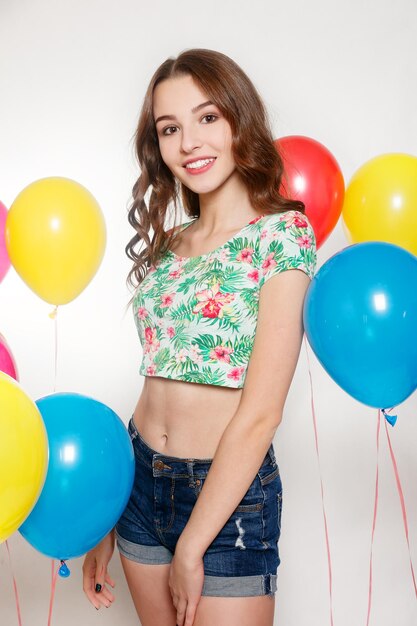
[154,460,164,470]
[196,479,201,485]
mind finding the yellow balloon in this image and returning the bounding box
[0,372,48,543]
[6,177,106,305]
[342,153,417,256]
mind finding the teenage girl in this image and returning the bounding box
[82,48,316,626]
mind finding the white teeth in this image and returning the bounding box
[185,158,215,169]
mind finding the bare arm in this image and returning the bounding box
[176,268,311,557]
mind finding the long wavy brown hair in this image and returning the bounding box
[126,48,305,291]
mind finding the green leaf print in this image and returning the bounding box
[276,219,288,232]
[133,291,145,309]
[217,266,250,292]
[170,301,195,322]
[176,275,200,295]
[182,257,204,272]
[155,325,165,341]
[175,367,227,386]
[227,236,255,257]
[165,355,200,376]
[192,333,232,362]
[240,288,259,318]
[228,335,255,366]
[267,239,284,259]
[202,314,242,334]
[153,347,170,371]
[169,323,193,350]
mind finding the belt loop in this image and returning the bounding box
[268,444,277,467]
[186,459,195,486]
[129,416,138,440]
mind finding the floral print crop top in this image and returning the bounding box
[133,210,317,388]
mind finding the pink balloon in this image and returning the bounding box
[0,201,11,283]
[0,333,19,380]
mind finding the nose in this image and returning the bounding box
[180,123,202,153]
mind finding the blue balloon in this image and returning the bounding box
[303,242,417,409]
[19,393,134,560]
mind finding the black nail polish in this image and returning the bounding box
[95,583,102,593]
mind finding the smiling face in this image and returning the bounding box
[152,74,238,196]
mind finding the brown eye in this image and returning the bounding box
[162,126,178,136]
[202,114,218,123]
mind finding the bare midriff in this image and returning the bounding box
[133,376,242,459]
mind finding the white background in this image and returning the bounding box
[1,0,417,624]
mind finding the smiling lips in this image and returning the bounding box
[183,157,216,175]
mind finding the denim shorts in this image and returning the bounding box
[115,417,283,597]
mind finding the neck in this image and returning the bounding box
[196,175,257,234]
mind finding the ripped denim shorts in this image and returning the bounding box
[115,417,283,597]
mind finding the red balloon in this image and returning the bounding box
[275,136,345,248]
[0,332,19,380]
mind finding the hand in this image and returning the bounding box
[82,530,116,610]
[169,543,205,626]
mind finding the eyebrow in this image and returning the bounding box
[154,100,215,125]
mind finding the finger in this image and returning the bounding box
[185,603,197,626]
[92,580,115,608]
[176,600,187,626]
[82,561,96,591]
[95,562,107,594]
[84,586,101,610]
[105,572,116,588]
[83,573,101,610]
[98,585,115,605]
[94,591,112,609]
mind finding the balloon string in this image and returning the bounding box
[384,418,417,599]
[5,540,23,626]
[303,337,335,626]
[48,305,59,392]
[47,560,60,626]
[366,409,381,626]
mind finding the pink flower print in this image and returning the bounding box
[296,235,312,248]
[144,327,160,354]
[294,216,308,228]
[190,344,203,364]
[146,364,157,375]
[261,253,277,274]
[218,249,230,262]
[203,301,221,318]
[236,247,254,264]
[167,326,176,338]
[160,293,175,308]
[248,215,264,225]
[260,229,268,240]
[168,268,184,279]
[227,366,246,382]
[209,345,234,363]
[279,211,308,229]
[193,282,235,319]
[137,306,148,320]
[247,269,260,283]
[175,348,189,364]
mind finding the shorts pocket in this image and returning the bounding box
[154,475,176,533]
[259,466,280,487]
[234,473,264,513]
[195,472,264,513]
